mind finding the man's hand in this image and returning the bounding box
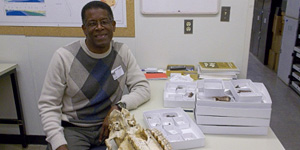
[99,105,120,143]
[56,144,68,150]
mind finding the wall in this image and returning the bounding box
[0,0,254,136]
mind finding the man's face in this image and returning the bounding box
[82,8,116,53]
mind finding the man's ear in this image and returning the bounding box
[112,20,116,32]
[81,24,87,35]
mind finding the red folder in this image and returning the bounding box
[144,73,168,80]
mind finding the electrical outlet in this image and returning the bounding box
[184,19,193,34]
[221,6,231,22]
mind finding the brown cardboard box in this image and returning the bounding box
[281,12,285,35]
[271,35,282,53]
[268,49,275,70]
[272,15,283,35]
[270,12,284,53]
[166,65,198,80]
[268,49,280,72]
[274,51,279,73]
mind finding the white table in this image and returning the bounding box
[0,64,27,147]
[131,80,285,150]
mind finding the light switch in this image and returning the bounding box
[221,6,231,22]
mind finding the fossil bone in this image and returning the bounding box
[105,108,172,150]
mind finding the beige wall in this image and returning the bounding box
[0,0,254,135]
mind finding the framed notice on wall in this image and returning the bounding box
[0,0,135,37]
[141,0,220,15]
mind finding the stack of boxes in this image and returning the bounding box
[163,79,272,135]
[268,8,285,72]
[195,79,272,135]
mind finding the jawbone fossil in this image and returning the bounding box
[105,108,172,150]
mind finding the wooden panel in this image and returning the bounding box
[0,0,134,37]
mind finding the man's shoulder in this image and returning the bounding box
[112,41,128,51]
[55,40,81,56]
[63,40,81,51]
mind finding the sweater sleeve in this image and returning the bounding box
[119,45,151,110]
[38,50,67,150]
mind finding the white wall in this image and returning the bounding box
[0,0,254,135]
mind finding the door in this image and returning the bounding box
[257,10,270,64]
[250,8,263,56]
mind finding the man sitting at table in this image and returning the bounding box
[38,1,150,150]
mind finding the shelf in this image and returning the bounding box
[295,46,300,53]
[292,72,300,81]
[296,52,300,59]
[293,64,300,72]
[291,81,300,95]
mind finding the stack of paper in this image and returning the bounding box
[197,62,240,79]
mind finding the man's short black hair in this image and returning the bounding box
[81,1,114,24]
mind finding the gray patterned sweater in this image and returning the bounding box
[38,39,150,150]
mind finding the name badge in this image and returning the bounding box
[111,65,124,80]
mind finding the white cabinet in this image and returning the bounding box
[277,17,299,84]
[285,0,300,19]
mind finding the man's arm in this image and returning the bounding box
[38,50,68,150]
[119,45,151,110]
[98,105,120,143]
[98,44,151,143]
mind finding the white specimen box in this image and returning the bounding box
[196,81,272,109]
[195,106,271,119]
[202,79,225,96]
[229,79,263,102]
[194,81,272,135]
[144,108,205,150]
[164,81,197,108]
[198,125,269,135]
[195,115,270,127]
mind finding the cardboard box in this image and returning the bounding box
[274,51,280,72]
[268,49,280,72]
[272,15,283,36]
[271,35,282,53]
[166,65,198,80]
[281,12,285,35]
[144,108,205,149]
[268,49,275,70]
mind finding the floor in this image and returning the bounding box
[0,53,300,150]
[0,144,46,150]
[247,53,300,150]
